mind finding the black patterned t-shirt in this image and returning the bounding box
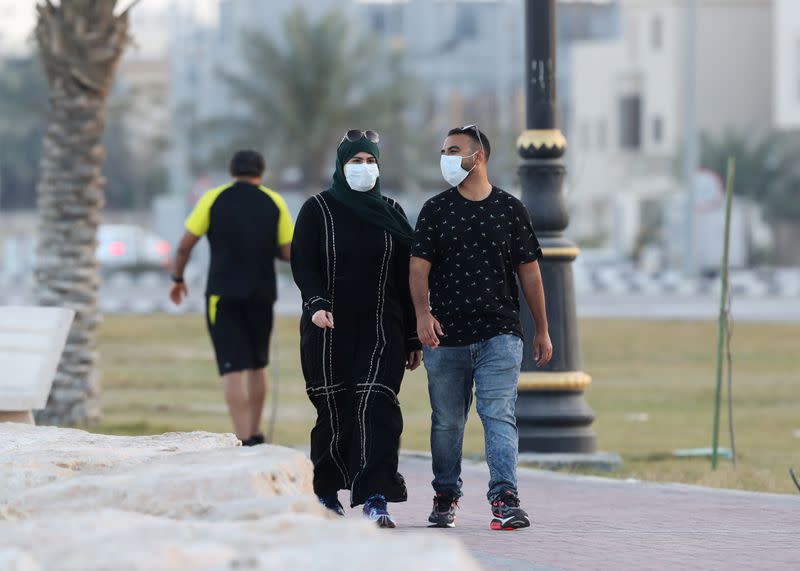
[411,186,542,346]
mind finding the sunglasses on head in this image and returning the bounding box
[341,129,380,144]
[460,124,485,155]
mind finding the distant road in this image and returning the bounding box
[1,274,798,322]
[276,284,800,322]
[575,292,800,323]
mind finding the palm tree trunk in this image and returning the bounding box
[33,0,133,426]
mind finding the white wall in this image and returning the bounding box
[632,1,683,154]
[695,0,773,138]
[0,0,35,56]
[774,0,800,129]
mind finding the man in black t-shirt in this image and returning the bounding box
[410,126,553,531]
[168,150,294,447]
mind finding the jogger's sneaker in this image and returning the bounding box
[241,434,264,446]
[490,490,531,531]
[318,494,345,517]
[428,492,458,528]
[363,494,396,528]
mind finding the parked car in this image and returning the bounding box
[96,224,171,273]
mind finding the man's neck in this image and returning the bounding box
[235,176,262,186]
[457,171,492,201]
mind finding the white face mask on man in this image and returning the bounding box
[440,151,478,188]
[344,163,380,192]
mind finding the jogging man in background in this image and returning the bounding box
[169,150,293,446]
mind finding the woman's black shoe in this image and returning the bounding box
[318,494,346,516]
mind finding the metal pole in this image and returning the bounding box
[0,151,4,214]
[525,0,557,131]
[0,138,4,214]
[712,158,735,469]
[515,0,597,453]
[683,0,697,276]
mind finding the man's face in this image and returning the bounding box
[441,134,481,171]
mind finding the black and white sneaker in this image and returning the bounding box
[490,490,531,531]
[428,492,458,528]
[318,494,345,517]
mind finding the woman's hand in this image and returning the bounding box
[312,310,335,329]
[406,350,423,371]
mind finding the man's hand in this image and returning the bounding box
[169,282,188,305]
[406,350,423,371]
[312,310,335,329]
[518,261,552,367]
[171,232,200,302]
[533,331,553,367]
[417,311,444,348]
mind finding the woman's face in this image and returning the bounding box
[346,151,377,165]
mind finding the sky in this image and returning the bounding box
[0,0,218,56]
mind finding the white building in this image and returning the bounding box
[0,1,35,56]
[115,58,171,171]
[570,0,774,262]
[774,0,800,131]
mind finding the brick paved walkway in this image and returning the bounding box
[349,455,799,570]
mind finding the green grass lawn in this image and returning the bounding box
[91,314,800,494]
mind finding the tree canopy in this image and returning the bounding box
[216,7,418,189]
[699,129,800,222]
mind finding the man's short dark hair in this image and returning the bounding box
[447,126,491,161]
[230,150,266,178]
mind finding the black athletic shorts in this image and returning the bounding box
[206,294,274,376]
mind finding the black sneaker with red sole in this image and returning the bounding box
[490,490,531,531]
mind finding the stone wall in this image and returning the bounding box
[0,424,480,570]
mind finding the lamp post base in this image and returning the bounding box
[516,389,597,453]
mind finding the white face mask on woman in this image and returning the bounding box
[344,163,380,192]
[440,151,478,188]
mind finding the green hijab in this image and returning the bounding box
[327,137,415,247]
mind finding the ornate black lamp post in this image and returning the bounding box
[516,0,597,454]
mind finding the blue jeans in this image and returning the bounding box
[424,334,523,502]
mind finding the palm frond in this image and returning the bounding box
[208,6,423,186]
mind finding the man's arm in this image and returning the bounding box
[173,231,200,279]
[271,189,294,263]
[517,260,553,367]
[410,256,444,347]
[277,243,291,262]
[169,231,200,305]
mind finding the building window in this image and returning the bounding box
[456,5,479,39]
[580,121,591,150]
[370,9,386,34]
[651,15,663,51]
[652,116,663,143]
[597,118,608,150]
[619,95,642,149]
